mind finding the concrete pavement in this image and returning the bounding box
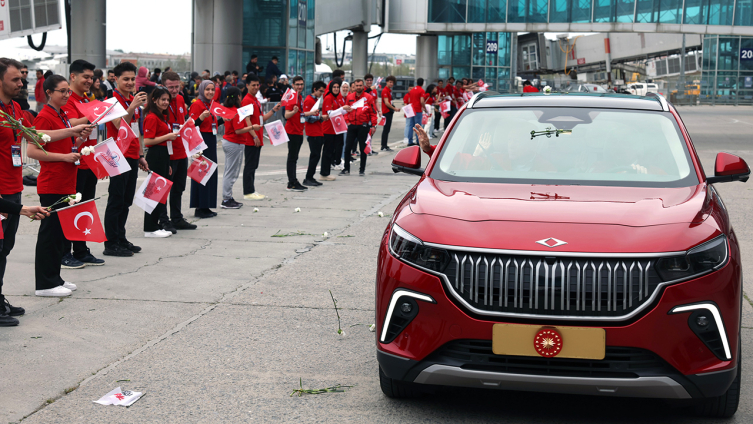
[2,106,753,423]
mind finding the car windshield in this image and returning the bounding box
[431,108,698,188]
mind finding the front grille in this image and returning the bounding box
[430,340,673,379]
[443,252,663,318]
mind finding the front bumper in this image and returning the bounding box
[376,238,742,399]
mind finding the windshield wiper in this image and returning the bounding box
[530,127,572,140]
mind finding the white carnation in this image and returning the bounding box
[368,324,376,332]
[543,85,552,94]
[377,211,384,217]
[253,208,259,213]
[295,207,301,213]
[40,133,51,143]
[74,193,82,202]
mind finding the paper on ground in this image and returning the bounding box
[93,387,143,407]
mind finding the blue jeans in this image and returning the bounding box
[407,112,423,145]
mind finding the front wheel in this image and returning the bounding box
[379,366,422,399]
[694,348,741,418]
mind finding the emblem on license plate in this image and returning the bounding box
[534,328,563,357]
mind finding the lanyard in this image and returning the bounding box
[169,101,179,122]
[46,104,75,148]
[201,101,216,124]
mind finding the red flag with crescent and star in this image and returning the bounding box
[208,102,237,120]
[280,88,296,107]
[73,98,127,125]
[133,172,172,214]
[179,119,208,157]
[57,200,107,243]
[187,156,218,186]
[116,118,138,152]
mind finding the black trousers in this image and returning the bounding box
[243,145,261,195]
[144,146,170,232]
[64,168,97,259]
[35,194,67,290]
[0,192,21,295]
[286,134,304,185]
[445,106,457,129]
[333,133,345,166]
[434,111,441,131]
[321,133,340,176]
[104,157,139,249]
[306,136,324,180]
[381,112,393,149]
[344,125,369,173]
[168,158,187,221]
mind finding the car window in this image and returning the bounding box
[431,108,698,188]
[635,84,644,89]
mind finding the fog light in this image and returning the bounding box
[696,316,709,327]
[401,302,413,314]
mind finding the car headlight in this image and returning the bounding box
[389,224,451,273]
[655,235,728,281]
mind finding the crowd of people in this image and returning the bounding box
[0,54,488,326]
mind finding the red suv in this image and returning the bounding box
[378,93,749,418]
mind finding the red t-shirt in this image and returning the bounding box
[322,93,344,135]
[523,85,540,93]
[34,105,78,195]
[410,86,426,113]
[105,90,141,159]
[303,94,323,137]
[62,91,98,170]
[241,94,263,145]
[189,100,216,133]
[0,100,24,195]
[381,87,393,115]
[167,95,187,160]
[143,113,170,147]
[222,109,247,145]
[284,92,304,136]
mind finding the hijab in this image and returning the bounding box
[326,78,342,98]
[136,67,155,88]
[197,80,215,103]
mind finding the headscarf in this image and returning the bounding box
[326,78,342,98]
[136,66,155,88]
[197,80,215,103]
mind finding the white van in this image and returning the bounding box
[627,83,659,96]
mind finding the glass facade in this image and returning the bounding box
[428,0,753,25]
[700,35,753,105]
[438,32,513,92]
[242,0,316,91]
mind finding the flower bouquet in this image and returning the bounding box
[0,109,50,154]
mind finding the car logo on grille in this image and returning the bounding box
[536,238,568,248]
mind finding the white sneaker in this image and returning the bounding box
[63,281,77,291]
[244,192,266,200]
[401,138,409,144]
[144,229,172,238]
[35,286,72,297]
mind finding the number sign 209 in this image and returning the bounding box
[742,49,753,60]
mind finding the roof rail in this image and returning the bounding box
[467,91,499,109]
[645,92,669,112]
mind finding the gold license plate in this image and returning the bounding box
[492,324,605,360]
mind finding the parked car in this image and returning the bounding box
[627,83,660,96]
[562,83,609,93]
[380,92,748,418]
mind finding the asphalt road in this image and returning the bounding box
[1,105,752,423]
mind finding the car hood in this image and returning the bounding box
[409,179,710,227]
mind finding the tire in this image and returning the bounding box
[379,366,422,399]
[694,347,741,418]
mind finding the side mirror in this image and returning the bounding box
[392,145,424,176]
[706,152,750,184]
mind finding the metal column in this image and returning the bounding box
[351,30,369,79]
[416,35,439,85]
[192,0,243,74]
[69,0,106,68]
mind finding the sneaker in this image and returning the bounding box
[402,138,409,144]
[35,286,72,297]
[61,253,85,269]
[1,295,24,316]
[161,221,178,234]
[319,175,336,181]
[62,281,77,291]
[381,147,393,152]
[243,192,265,200]
[77,250,105,266]
[302,178,322,187]
[368,151,379,156]
[339,169,350,176]
[103,245,134,257]
[0,313,19,326]
[221,198,243,209]
[173,218,198,230]
[359,171,365,176]
[333,163,344,171]
[286,182,308,192]
[121,241,142,253]
[144,229,172,238]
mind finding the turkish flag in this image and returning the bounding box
[364,134,372,155]
[133,172,172,214]
[115,118,137,152]
[280,88,296,107]
[58,200,107,243]
[440,101,451,114]
[74,98,127,125]
[179,119,207,157]
[82,138,131,179]
[378,116,386,126]
[187,156,218,186]
[209,102,237,120]
[328,108,348,134]
[402,104,415,118]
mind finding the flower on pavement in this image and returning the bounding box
[295,207,301,213]
[253,207,259,213]
[377,211,384,217]
[368,324,376,332]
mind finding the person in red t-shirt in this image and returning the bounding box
[60,59,106,268]
[321,78,348,179]
[523,80,540,93]
[237,75,281,202]
[26,75,94,297]
[423,83,437,139]
[283,76,319,192]
[102,62,149,258]
[188,80,221,218]
[34,70,46,112]
[302,81,327,186]
[342,79,378,176]
[433,79,445,134]
[161,71,197,232]
[407,78,426,146]
[220,86,249,209]
[380,76,398,151]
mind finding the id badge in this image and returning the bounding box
[89,126,98,141]
[300,116,306,124]
[11,145,21,167]
[167,141,174,155]
[131,122,140,137]
[212,123,217,135]
[172,124,180,134]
